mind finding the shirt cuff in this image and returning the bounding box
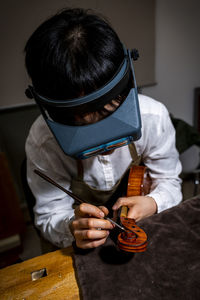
[63,216,75,247]
[146,192,163,213]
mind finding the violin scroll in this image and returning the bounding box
[117,216,147,252]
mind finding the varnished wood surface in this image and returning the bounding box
[0,247,80,300]
[127,165,146,197]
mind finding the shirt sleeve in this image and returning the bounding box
[26,131,75,248]
[140,102,182,213]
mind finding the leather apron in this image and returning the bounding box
[70,143,141,213]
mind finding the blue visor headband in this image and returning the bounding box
[26,48,141,159]
[26,47,134,114]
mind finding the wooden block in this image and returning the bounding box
[0,247,80,300]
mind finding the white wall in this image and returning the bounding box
[143,0,200,126]
[143,0,200,172]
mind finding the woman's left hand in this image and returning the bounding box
[112,196,157,222]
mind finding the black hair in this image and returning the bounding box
[24,8,124,101]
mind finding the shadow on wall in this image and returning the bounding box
[171,115,200,174]
[0,104,40,204]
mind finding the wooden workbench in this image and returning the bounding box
[0,246,80,300]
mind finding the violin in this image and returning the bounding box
[117,165,150,253]
[34,167,150,253]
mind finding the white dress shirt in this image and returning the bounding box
[26,94,182,247]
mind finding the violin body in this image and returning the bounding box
[117,166,150,253]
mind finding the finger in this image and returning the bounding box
[74,229,109,241]
[75,203,105,218]
[72,218,113,230]
[76,237,108,249]
[127,207,138,220]
[98,206,109,216]
[112,197,136,210]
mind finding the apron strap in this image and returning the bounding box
[128,143,141,166]
[76,159,84,181]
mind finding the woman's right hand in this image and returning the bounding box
[70,203,114,249]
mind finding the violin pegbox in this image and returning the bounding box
[117,166,149,253]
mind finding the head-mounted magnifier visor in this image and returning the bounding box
[26,47,141,159]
